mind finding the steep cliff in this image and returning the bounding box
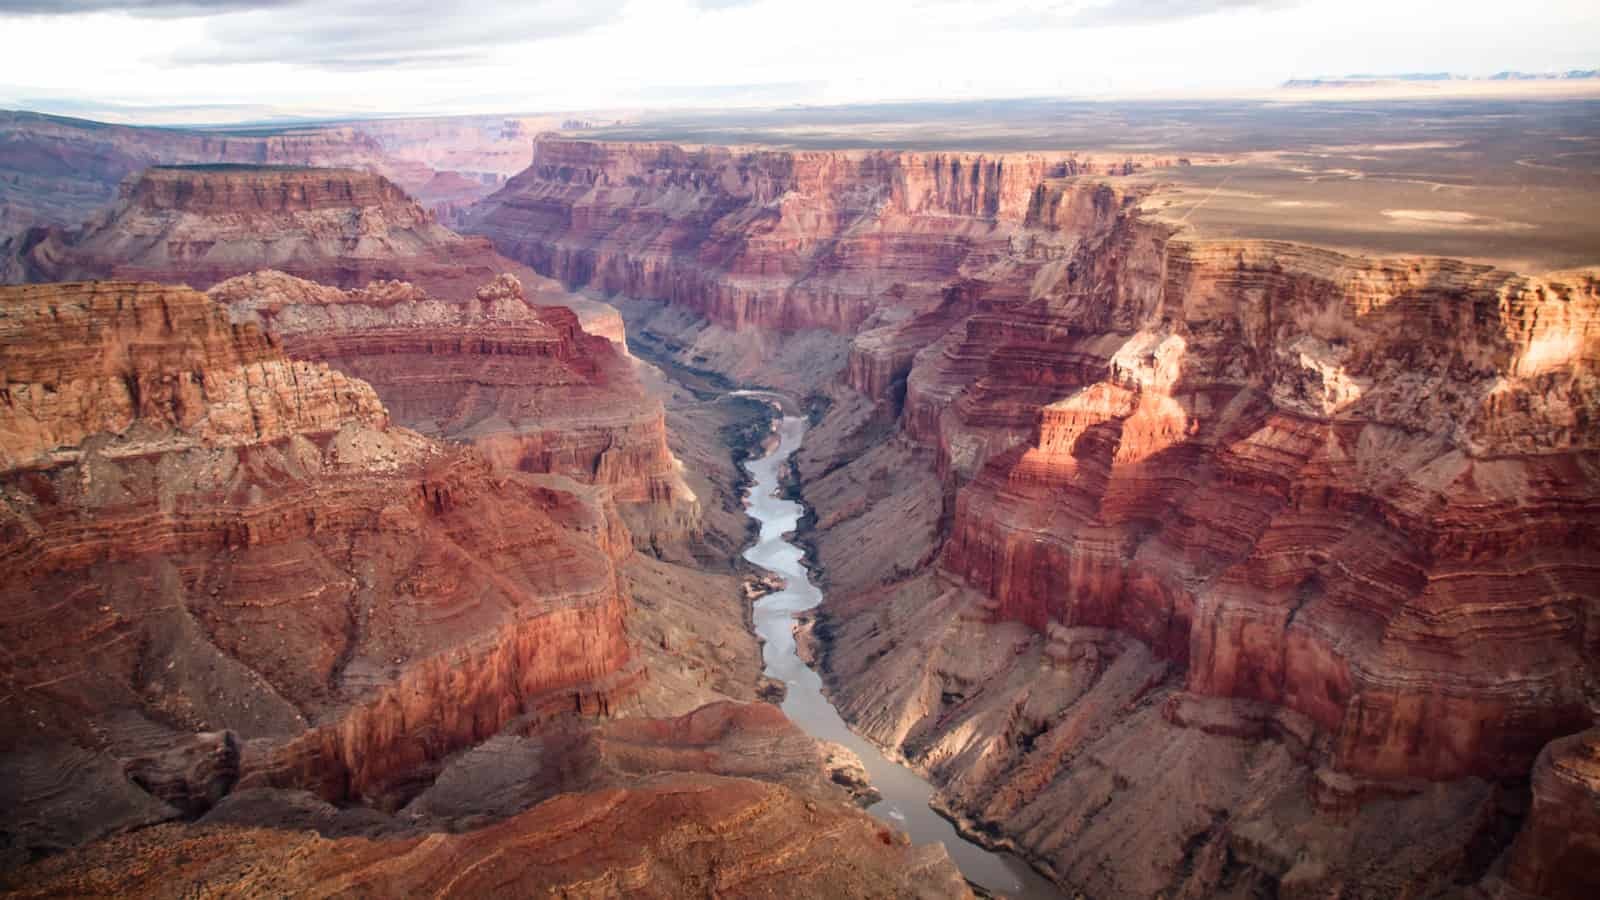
[0,279,955,894]
[1,164,625,342]
[464,137,1158,389]
[0,110,548,242]
[0,280,635,838]
[205,270,697,551]
[803,194,1600,895]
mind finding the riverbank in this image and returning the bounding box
[740,415,1064,900]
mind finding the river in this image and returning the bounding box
[741,412,1063,899]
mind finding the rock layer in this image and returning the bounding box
[4,703,969,899]
[2,164,625,342]
[464,137,1158,378]
[0,280,635,838]
[205,270,697,550]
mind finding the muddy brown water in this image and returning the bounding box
[742,413,1064,899]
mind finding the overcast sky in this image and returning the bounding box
[1,0,1595,123]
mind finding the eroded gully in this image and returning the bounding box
[741,411,1063,899]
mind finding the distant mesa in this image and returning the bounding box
[1284,69,1600,87]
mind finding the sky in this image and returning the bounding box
[0,0,1595,124]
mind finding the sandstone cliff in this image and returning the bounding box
[1,164,625,342]
[0,110,543,243]
[464,137,1157,389]
[809,197,1600,896]
[205,270,698,552]
[0,280,633,834]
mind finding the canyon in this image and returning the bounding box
[0,103,1596,898]
[0,278,962,895]
[465,135,1600,898]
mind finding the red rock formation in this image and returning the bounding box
[0,280,636,823]
[934,235,1600,783]
[205,270,698,550]
[2,164,625,342]
[465,137,1155,339]
[0,110,545,242]
[0,110,398,242]
[797,187,1600,894]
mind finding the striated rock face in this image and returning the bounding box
[0,110,552,242]
[931,234,1600,784]
[205,270,697,550]
[1,164,626,343]
[0,280,636,831]
[797,206,1600,894]
[0,278,955,892]
[0,111,396,242]
[464,137,1155,355]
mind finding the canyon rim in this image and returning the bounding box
[2,2,1599,898]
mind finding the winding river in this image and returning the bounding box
[741,411,1062,899]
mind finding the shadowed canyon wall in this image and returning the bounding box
[471,136,1600,897]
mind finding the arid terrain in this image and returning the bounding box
[2,90,1597,899]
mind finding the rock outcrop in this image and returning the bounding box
[803,196,1600,894]
[205,270,697,551]
[1505,727,1600,900]
[1,164,624,342]
[0,279,960,895]
[0,110,549,242]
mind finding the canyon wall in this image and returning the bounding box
[464,137,1160,388]
[206,270,698,551]
[0,280,634,814]
[471,137,1600,897]
[0,280,955,893]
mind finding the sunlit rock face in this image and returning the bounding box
[934,231,1600,783]
[0,280,636,824]
[206,270,698,551]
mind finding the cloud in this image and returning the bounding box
[156,0,627,70]
[1070,0,1301,26]
[0,0,297,15]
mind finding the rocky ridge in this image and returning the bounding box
[1,164,624,343]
